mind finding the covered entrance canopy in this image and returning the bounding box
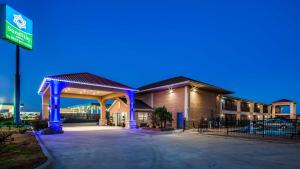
[38,73,137,131]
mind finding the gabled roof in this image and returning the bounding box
[272,99,295,103]
[138,76,233,94]
[120,98,153,110]
[38,72,137,94]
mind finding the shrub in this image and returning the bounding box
[41,128,64,135]
[0,131,13,144]
[18,127,28,134]
[31,120,48,131]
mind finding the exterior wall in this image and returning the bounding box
[109,100,129,117]
[189,89,219,121]
[136,93,153,108]
[152,87,185,128]
[137,86,221,128]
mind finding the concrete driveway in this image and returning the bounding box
[39,125,300,169]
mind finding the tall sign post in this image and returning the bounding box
[0,4,33,125]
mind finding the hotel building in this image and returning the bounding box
[38,73,297,130]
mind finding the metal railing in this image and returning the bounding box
[184,118,300,140]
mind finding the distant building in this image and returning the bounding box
[0,103,40,120]
[0,103,24,118]
[60,103,102,114]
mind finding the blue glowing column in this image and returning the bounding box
[126,91,136,129]
[48,80,64,131]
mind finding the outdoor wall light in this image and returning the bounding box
[168,88,174,93]
[191,87,197,92]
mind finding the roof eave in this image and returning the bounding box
[38,77,138,95]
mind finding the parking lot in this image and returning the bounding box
[39,126,300,169]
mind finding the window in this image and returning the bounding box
[241,102,250,112]
[222,98,237,111]
[138,112,148,123]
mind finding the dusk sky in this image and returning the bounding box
[0,0,299,112]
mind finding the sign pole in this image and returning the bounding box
[14,45,20,125]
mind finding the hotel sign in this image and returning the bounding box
[0,4,33,50]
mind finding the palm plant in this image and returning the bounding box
[152,106,173,128]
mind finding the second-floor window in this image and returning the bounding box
[254,104,260,113]
[222,99,237,111]
[263,105,268,113]
[241,102,250,112]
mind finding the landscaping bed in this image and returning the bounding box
[0,132,47,169]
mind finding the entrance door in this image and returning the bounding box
[177,112,184,129]
[117,112,125,126]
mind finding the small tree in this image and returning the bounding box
[150,110,159,128]
[153,106,173,128]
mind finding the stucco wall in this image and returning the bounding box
[189,89,219,121]
[109,100,128,116]
[136,93,153,108]
[152,87,185,127]
[137,86,221,128]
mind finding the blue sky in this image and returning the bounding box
[0,0,299,112]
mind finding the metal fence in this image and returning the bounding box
[184,118,300,140]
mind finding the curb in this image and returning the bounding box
[34,131,53,169]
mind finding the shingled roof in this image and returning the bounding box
[138,76,233,94]
[272,99,295,103]
[120,98,153,110]
[38,72,136,94]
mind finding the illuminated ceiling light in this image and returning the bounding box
[168,88,174,93]
[192,87,197,92]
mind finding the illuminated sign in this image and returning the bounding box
[0,4,33,50]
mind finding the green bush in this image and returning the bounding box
[18,127,28,134]
[41,128,64,135]
[31,120,48,131]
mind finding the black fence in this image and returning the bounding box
[184,118,300,140]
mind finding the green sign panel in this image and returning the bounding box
[0,4,33,50]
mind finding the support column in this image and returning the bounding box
[267,105,272,118]
[126,91,136,129]
[290,102,296,119]
[99,99,107,126]
[218,95,223,118]
[48,81,64,132]
[236,100,241,121]
[271,105,276,118]
[258,104,263,120]
[184,86,190,121]
[41,89,50,120]
[249,103,254,121]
